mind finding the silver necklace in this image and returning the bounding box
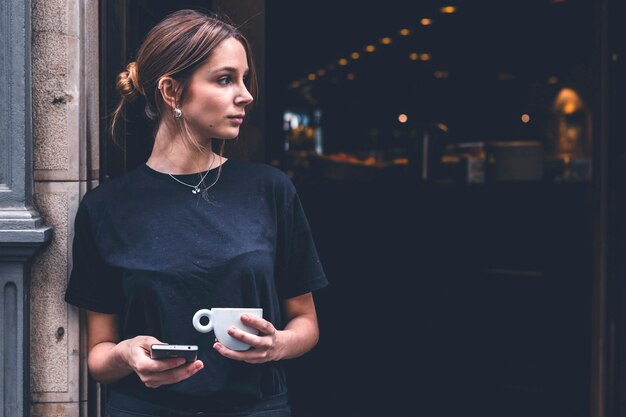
[168,154,215,194]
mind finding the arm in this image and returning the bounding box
[213,292,321,363]
[86,310,203,387]
[86,310,132,383]
[280,291,320,359]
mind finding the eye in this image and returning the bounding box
[218,76,231,85]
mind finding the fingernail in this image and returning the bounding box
[196,361,204,370]
[214,343,221,350]
[241,314,248,320]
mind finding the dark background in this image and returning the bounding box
[266,0,593,158]
[98,0,622,416]
[265,1,595,416]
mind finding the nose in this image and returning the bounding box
[236,84,254,107]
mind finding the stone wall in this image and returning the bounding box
[30,0,99,416]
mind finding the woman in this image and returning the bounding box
[64,9,327,417]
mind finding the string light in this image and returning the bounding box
[298,6,463,89]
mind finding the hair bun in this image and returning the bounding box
[116,61,144,100]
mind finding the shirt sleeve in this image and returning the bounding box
[64,199,125,313]
[275,191,328,300]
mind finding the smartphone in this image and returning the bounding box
[150,344,198,362]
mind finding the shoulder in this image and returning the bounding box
[228,159,290,180]
[79,165,144,213]
[227,159,296,194]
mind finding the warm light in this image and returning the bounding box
[307,73,317,81]
[317,69,326,76]
[409,52,419,61]
[365,45,376,53]
[437,123,449,132]
[338,58,349,66]
[521,114,530,123]
[351,52,361,60]
[347,73,356,80]
[420,53,431,61]
[380,37,393,45]
[398,114,408,123]
[421,18,433,26]
[399,28,411,36]
[440,6,457,13]
[548,76,558,85]
[554,88,583,115]
[563,103,577,114]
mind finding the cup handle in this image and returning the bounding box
[192,309,213,333]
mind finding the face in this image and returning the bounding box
[180,37,254,140]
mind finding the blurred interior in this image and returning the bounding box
[100,0,626,416]
[266,2,594,416]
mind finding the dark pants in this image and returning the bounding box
[106,391,291,417]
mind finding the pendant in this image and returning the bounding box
[192,188,200,194]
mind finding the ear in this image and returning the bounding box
[157,77,181,109]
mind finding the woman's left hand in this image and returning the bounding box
[213,314,291,363]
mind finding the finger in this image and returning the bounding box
[227,327,267,348]
[241,314,276,335]
[213,342,250,361]
[214,343,270,364]
[151,360,204,387]
[137,356,187,374]
[151,357,188,372]
[138,335,164,349]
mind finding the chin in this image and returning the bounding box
[214,129,241,140]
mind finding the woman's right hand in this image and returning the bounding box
[119,335,204,388]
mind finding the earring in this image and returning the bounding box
[174,108,182,119]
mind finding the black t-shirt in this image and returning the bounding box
[64,158,328,412]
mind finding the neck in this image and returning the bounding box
[147,122,224,174]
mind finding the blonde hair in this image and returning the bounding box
[111,9,258,192]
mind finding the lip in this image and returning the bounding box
[228,116,244,125]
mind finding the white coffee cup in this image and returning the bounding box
[192,308,263,351]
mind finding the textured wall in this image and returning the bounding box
[31,0,99,415]
[32,0,70,171]
[31,192,69,393]
[32,182,83,416]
